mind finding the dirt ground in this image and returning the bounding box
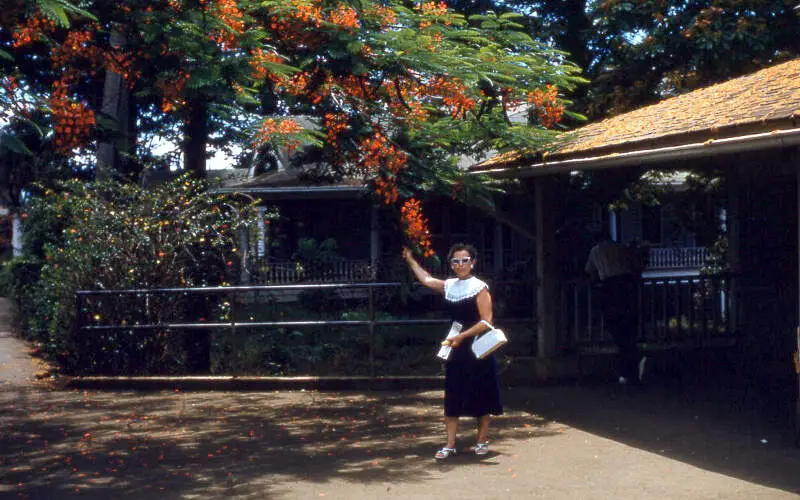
[2,298,800,499]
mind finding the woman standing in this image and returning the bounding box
[402,243,503,459]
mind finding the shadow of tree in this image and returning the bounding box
[0,387,557,499]
[502,381,800,495]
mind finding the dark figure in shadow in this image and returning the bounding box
[585,232,645,384]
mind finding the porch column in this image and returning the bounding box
[795,146,800,323]
[535,176,559,359]
[370,204,380,279]
[727,163,741,333]
[796,147,800,444]
[493,220,504,275]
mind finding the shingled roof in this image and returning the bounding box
[476,58,800,172]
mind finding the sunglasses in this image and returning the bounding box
[449,257,472,265]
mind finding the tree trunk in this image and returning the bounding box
[183,99,208,179]
[548,0,591,113]
[96,31,137,180]
[182,97,210,372]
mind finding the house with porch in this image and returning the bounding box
[473,57,800,384]
[216,160,538,286]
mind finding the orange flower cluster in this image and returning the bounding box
[390,98,427,125]
[10,18,148,152]
[427,31,443,51]
[48,81,96,155]
[365,5,397,27]
[209,0,246,49]
[401,198,434,257]
[335,75,373,101]
[426,77,476,118]
[374,176,398,204]
[47,27,140,89]
[157,70,190,113]
[263,0,327,50]
[417,1,449,29]
[419,1,448,16]
[11,14,56,48]
[359,131,407,204]
[330,4,360,30]
[359,131,406,173]
[103,51,141,88]
[250,48,283,80]
[283,71,312,96]
[252,118,302,150]
[50,30,96,69]
[323,113,348,148]
[498,86,525,110]
[527,84,564,128]
[387,79,428,124]
[291,0,323,25]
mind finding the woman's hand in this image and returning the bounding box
[401,246,413,262]
[449,334,465,348]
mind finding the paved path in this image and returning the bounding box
[0,298,38,387]
[1,298,799,499]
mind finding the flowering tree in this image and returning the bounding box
[1,0,585,254]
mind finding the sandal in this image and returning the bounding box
[473,442,489,455]
[435,447,457,460]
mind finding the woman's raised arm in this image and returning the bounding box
[402,247,445,293]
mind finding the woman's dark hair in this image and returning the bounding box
[447,243,478,262]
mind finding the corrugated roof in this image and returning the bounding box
[477,58,800,170]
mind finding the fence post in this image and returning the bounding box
[75,293,83,332]
[368,284,375,378]
[229,289,236,342]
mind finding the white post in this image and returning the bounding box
[609,210,618,241]
[12,213,23,257]
[256,207,266,258]
[238,227,250,284]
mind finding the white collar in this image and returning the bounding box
[444,276,488,302]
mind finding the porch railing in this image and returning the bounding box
[249,259,374,283]
[647,246,707,270]
[560,274,734,351]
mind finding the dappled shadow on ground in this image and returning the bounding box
[503,378,800,495]
[0,386,557,499]
[5,376,798,498]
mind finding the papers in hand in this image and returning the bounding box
[436,321,462,361]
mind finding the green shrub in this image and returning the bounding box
[7,175,257,374]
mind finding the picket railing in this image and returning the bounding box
[560,274,733,350]
[648,247,707,270]
[251,259,374,284]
